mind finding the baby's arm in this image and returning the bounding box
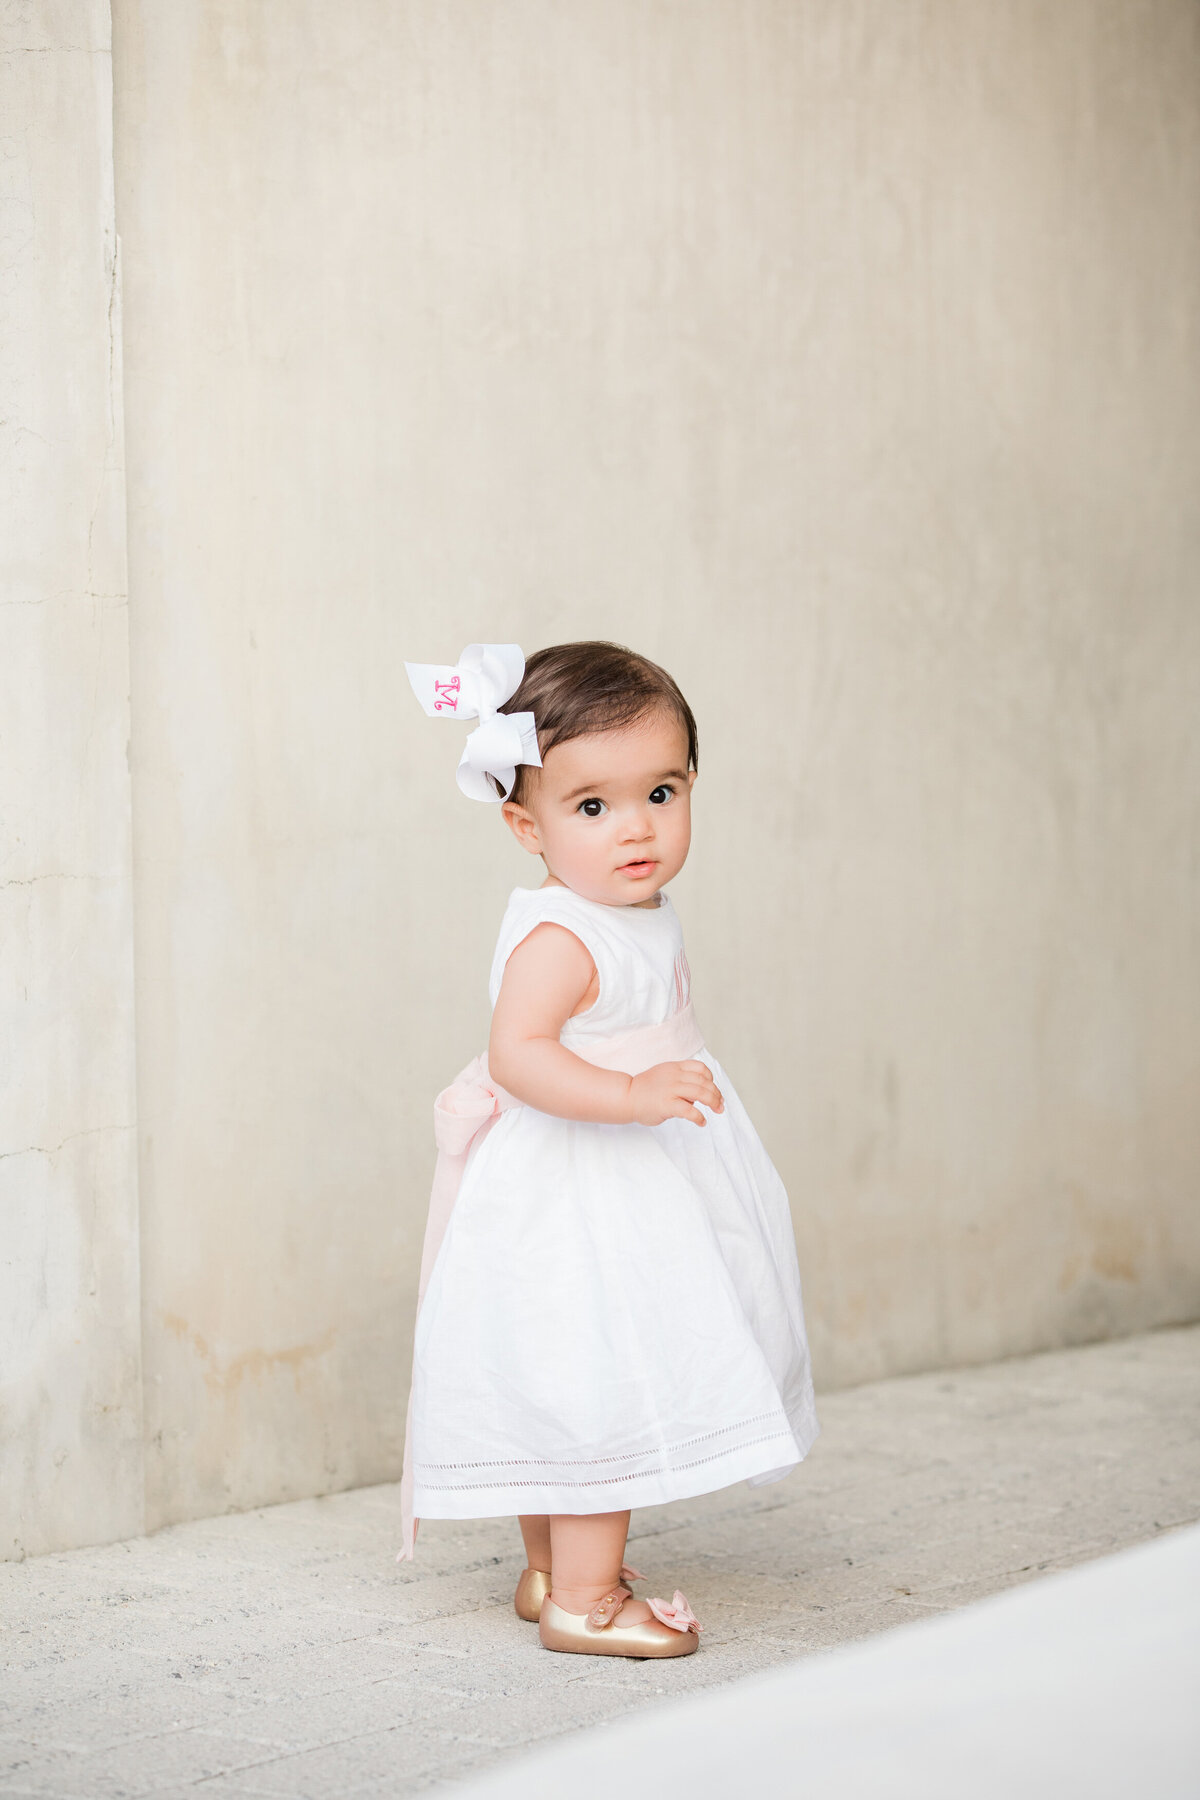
[488,922,723,1128]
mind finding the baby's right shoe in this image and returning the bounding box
[539,1583,701,1658]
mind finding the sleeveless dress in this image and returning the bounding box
[398,881,818,1555]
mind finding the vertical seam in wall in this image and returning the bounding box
[103,0,148,1543]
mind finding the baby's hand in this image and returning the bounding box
[627,1059,725,1127]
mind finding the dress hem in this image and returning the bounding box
[412,1406,819,1522]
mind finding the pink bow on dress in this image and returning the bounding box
[647,1590,703,1633]
[397,1052,523,1563]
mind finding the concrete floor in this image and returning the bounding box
[1,1325,1197,1799]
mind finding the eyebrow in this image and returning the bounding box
[560,768,689,804]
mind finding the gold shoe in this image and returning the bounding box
[538,1584,701,1659]
[514,1567,552,1622]
[515,1561,642,1623]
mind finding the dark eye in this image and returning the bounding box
[649,785,674,805]
[578,797,606,818]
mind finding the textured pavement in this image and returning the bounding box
[2,1325,1197,1797]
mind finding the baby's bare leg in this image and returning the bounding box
[549,1511,652,1625]
[518,1514,552,1571]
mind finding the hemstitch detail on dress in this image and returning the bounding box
[414,1408,787,1475]
[415,1425,797,1493]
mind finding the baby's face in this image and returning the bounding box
[501,708,696,907]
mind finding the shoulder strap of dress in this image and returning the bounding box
[489,888,616,1007]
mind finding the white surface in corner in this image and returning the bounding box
[455,1524,1200,1799]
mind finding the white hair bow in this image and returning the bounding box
[404,643,542,803]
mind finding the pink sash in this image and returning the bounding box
[396,1001,706,1560]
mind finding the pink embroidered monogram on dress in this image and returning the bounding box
[672,947,692,1012]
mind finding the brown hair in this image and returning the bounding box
[495,640,698,806]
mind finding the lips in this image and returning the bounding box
[618,860,656,876]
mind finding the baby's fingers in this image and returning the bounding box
[678,1060,724,1110]
[677,1076,724,1112]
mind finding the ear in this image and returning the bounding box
[687,769,697,790]
[501,798,543,856]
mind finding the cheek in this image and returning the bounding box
[543,815,607,860]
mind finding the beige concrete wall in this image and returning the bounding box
[8,0,1186,1544]
[0,3,143,1557]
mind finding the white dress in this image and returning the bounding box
[408,882,819,1523]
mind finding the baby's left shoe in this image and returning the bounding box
[513,1567,552,1622]
[513,1562,644,1623]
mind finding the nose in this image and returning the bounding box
[618,805,655,844]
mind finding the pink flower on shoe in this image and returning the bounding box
[647,1590,703,1634]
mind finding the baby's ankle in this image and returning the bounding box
[550,1581,618,1611]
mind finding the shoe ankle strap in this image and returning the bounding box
[585,1584,632,1629]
